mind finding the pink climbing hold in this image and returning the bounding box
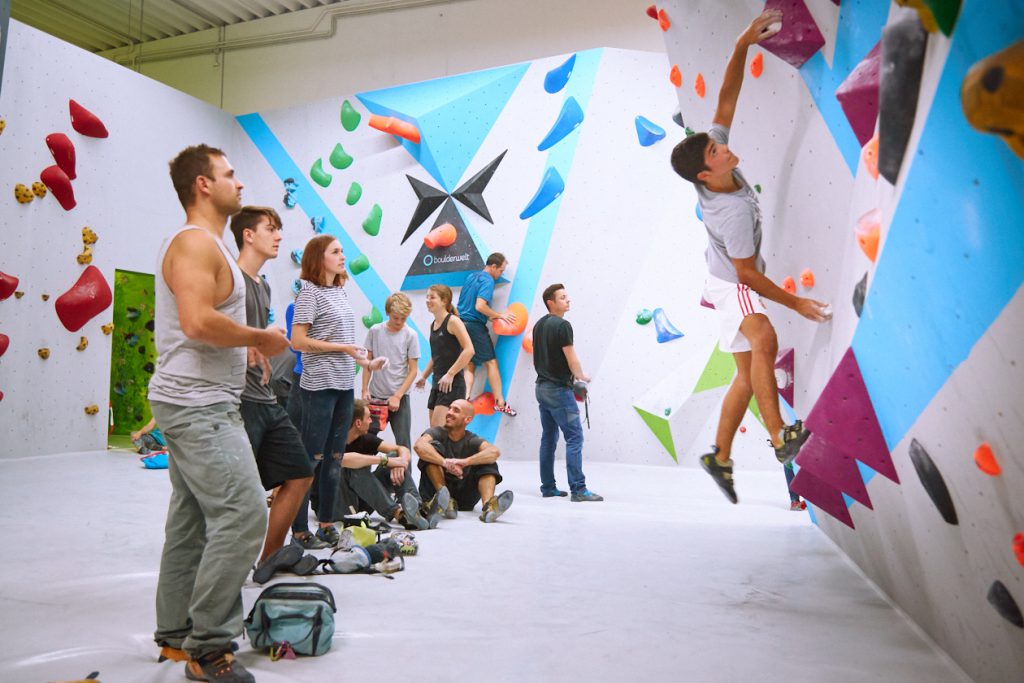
[836,42,882,147]
[782,276,797,294]
[69,99,109,138]
[0,271,18,300]
[759,0,826,69]
[55,265,112,332]
[40,165,76,210]
[46,133,76,179]
[645,4,658,19]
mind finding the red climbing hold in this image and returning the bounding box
[46,133,77,180]
[472,391,496,416]
[55,265,112,332]
[0,333,8,358]
[800,268,815,289]
[669,65,682,88]
[0,271,18,300]
[658,8,671,31]
[646,5,658,19]
[974,442,1001,476]
[1013,533,1024,567]
[759,0,826,69]
[750,52,764,79]
[522,332,533,354]
[695,73,706,99]
[40,165,76,211]
[739,426,747,433]
[782,276,797,294]
[69,99,109,138]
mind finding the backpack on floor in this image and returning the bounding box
[244,582,336,656]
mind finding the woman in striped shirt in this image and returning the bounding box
[289,235,384,548]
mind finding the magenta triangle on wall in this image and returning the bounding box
[794,433,873,509]
[790,467,855,529]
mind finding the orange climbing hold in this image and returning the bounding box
[492,302,528,336]
[695,73,706,99]
[856,208,881,262]
[522,332,533,354]
[423,223,457,249]
[750,52,764,79]
[669,65,682,88]
[781,276,797,294]
[646,4,658,19]
[472,391,496,416]
[974,442,1001,476]
[800,268,815,289]
[861,132,879,180]
[368,115,421,144]
[658,8,671,31]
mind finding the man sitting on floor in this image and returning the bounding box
[414,399,514,523]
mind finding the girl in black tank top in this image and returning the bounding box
[430,313,461,377]
[416,285,474,427]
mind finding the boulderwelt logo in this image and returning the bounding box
[423,252,472,267]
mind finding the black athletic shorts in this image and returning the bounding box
[418,461,503,511]
[240,400,314,490]
[427,374,467,410]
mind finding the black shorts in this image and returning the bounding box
[464,320,496,365]
[427,374,467,410]
[240,400,314,490]
[418,461,502,511]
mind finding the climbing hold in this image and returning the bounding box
[987,580,1023,628]
[101,322,114,334]
[544,54,577,94]
[669,64,682,88]
[362,306,383,328]
[284,177,298,193]
[14,183,33,203]
[878,14,927,184]
[292,279,302,296]
[908,438,958,525]
[346,182,362,206]
[695,203,703,221]
[328,143,353,170]
[367,115,421,144]
[522,332,533,354]
[14,291,24,299]
[38,348,50,360]
[672,109,684,128]
[635,116,667,147]
[268,309,275,324]
[699,295,715,310]
[781,276,797,294]
[861,132,880,180]
[0,333,8,358]
[77,245,93,265]
[973,442,1001,475]
[69,99,109,138]
[0,118,5,134]
[636,308,653,325]
[493,302,529,336]
[363,204,383,236]
[663,408,671,417]
[759,0,826,69]
[310,216,325,233]
[740,426,747,433]
[750,52,764,79]
[538,96,584,151]
[290,249,303,265]
[82,227,98,245]
[923,0,960,36]
[424,223,457,249]
[0,271,20,301]
[836,42,882,147]
[961,41,1024,159]
[653,307,683,343]
[310,158,332,188]
[84,404,99,415]
[695,73,706,99]
[55,265,112,332]
[46,133,77,179]
[645,5,658,19]
[41,294,49,301]
[520,167,565,219]
[40,164,76,210]
[340,99,361,131]
[283,191,297,208]
[349,254,370,276]
[657,8,670,31]
[472,391,496,416]
[852,272,867,317]
[895,0,939,32]
[32,181,47,198]
[1013,533,1024,567]
[800,268,815,289]
[856,208,881,262]
[76,336,88,351]
[754,183,762,193]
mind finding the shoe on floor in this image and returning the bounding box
[542,488,568,498]
[290,553,321,576]
[773,420,811,465]
[495,402,517,416]
[401,492,430,530]
[185,648,254,683]
[790,499,807,511]
[252,544,302,584]
[570,489,604,502]
[291,532,331,550]
[700,446,737,504]
[480,490,514,523]
[315,525,340,547]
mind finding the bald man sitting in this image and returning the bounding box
[414,399,514,523]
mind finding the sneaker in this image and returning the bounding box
[252,544,302,584]
[158,645,188,663]
[495,402,518,416]
[315,525,340,547]
[291,532,330,550]
[388,531,419,556]
[542,488,568,498]
[790,500,807,511]
[700,446,737,504]
[424,486,455,520]
[371,555,405,574]
[480,490,514,522]
[570,490,604,502]
[185,648,254,683]
[773,420,810,465]
[401,493,430,530]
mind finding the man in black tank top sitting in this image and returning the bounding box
[414,399,514,522]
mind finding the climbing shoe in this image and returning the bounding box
[700,446,738,504]
[773,420,810,465]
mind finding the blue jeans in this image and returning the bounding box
[536,381,586,494]
[292,387,353,530]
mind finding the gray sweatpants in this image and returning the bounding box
[150,401,267,657]
[340,465,420,519]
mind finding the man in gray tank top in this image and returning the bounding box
[148,145,289,683]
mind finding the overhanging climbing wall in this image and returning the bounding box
[661,0,1024,680]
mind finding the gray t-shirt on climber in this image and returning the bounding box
[242,273,277,404]
[694,124,766,284]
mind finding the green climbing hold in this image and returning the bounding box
[664,408,671,416]
[362,203,382,236]
[341,99,361,131]
[329,143,353,170]
[754,184,762,193]
[349,254,370,275]
[362,306,383,328]
[310,158,332,188]
[636,308,653,325]
[346,182,363,206]
[684,126,695,137]
[922,0,960,37]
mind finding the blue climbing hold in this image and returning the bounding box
[520,167,565,220]
[544,54,576,94]
[291,249,303,265]
[267,308,275,324]
[538,97,584,151]
[695,202,703,222]
[292,279,302,296]
[310,216,325,233]
[653,307,684,343]
[635,116,666,147]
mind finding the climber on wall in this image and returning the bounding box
[669,8,831,504]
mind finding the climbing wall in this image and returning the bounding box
[660,0,1024,680]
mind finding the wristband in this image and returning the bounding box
[379,454,389,467]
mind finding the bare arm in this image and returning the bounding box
[475,297,515,324]
[414,433,445,467]
[732,256,830,322]
[562,345,591,383]
[455,441,500,467]
[392,360,418,408]
[290,322,373,364]
[437,316,474,391]
[361,349,373,399]
[713,9,783,129]
[416,358,434,389]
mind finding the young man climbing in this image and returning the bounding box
[670,9,831,504]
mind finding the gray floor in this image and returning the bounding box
[0,450,971,683]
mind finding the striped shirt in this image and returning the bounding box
[293,280,356,391]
